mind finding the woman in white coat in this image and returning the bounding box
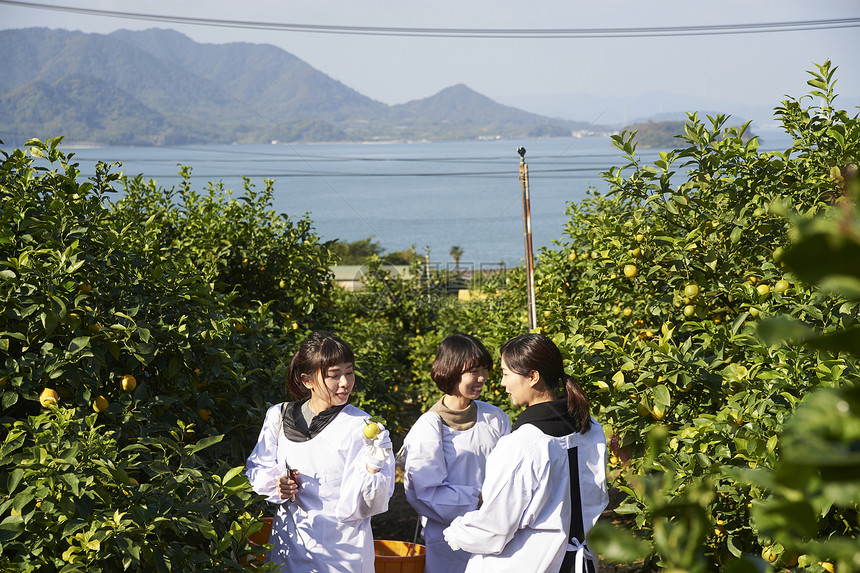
[403,333,511,573]
[443,333,608,573]
[245,331,395,572]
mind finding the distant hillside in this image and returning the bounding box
[622,121,687,149]
[388,84,576,140]
[0,28,602,146]
[622,119,757,149]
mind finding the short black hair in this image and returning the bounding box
[430,333,492,394]
[287,331,354,400]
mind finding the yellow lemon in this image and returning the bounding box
[761,546,778,564]
[684,283,699,298]
[363,421,380,439]
[40,388,59,408]
[121,374,137,392]
[93,395,109,413]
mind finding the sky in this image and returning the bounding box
[2,0,859,125]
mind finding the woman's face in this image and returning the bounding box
[500,355,534,406]
[305,361,355,412]
[451,365,489,401]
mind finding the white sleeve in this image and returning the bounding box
[244,405,287,504]
[497,408,513,436]
[335,420,395,522]
[404,415,480,524]
[479,401,512,438]
[443,434,541,555]
[581,420,609,530]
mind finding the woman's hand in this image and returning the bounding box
[277,469,300,500]
[364,425,391,474]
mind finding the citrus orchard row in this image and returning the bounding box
[356,62,859,571]
[0,141,343,570]
[3,62,858,572]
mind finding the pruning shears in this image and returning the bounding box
[285,459,296,503]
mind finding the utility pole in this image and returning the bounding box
[424,246,431,303]
[518,147,537,331]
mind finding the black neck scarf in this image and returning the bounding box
[513,398,578,436]
[281,399,346,442]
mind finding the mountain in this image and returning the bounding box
[110,29,388,124]
[0,28,599,146]
[388,84,577,139]
[498,91,781,131]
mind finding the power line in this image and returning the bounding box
[2,0,859,38]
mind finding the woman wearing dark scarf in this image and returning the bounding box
[245,331,395,572]
[443,333,608,573]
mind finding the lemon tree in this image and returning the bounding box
[740,162,860,572]
[0,137,333,570]
[0,406,265,571]
[527,62,859,569]
[401,62,859,570]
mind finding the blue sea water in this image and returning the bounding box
[63,128,791,268]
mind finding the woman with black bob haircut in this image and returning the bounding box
[443,333,608,573]
[402,333,511,573]
[245,331,395,572]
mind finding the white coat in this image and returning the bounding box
[443,419,608,573]
[403,400,511,573]
[245,403,395,573]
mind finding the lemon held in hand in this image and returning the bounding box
[362,420,381,440]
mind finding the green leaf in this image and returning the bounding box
[730,226,742,243]
[2,392,18,410]
[751,498,819,540]
[807,327,860,358]
[818,275,860,301]
[68,336,91,354]
[41,312,58,335]
[826,127,845,146]
[726,534,743,558]
[7,469,23,494]
[0,515,24,542]
[653,384,671,408]
[755,316,814,346]
[586,521,651,563]
[221,466,245,486]
[187,434,223,455]
[106,341,120,360]
[783,232,860,284]
[73,493,96,519]
[60,473,81,496]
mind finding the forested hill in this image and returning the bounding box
[0,27,601,146]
